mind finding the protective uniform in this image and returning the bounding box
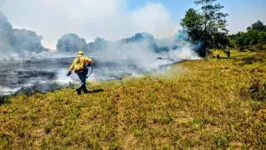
[67,51,93,95]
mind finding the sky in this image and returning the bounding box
[0,0,266,48]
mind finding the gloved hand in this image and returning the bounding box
[67,71,72,76]
[87,63,92,67]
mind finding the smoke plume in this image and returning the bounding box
[1,0,177,48]
[0,1,201,96]
[0,11,47,59]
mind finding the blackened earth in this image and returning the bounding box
[0,57,178,96]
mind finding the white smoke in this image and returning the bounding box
[90,36,199,71]
[0,0,202,96]
[54,69,80,85]
[1,0,177,48]
[168,42,201,60]
[0,85,21,96]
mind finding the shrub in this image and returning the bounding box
[248,80,266,101]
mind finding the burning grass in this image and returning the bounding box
[0,50,266,149]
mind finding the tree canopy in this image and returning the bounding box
[56,33,87,53]
[181,0,229,56]
[229,20,266,50]
[247,20,266,32]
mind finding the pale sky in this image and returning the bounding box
[1,0,265,48]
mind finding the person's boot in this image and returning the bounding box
[83,88,90,94]
[76,89,81,95]
[82,85,90,94]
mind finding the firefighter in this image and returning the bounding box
[67,51,93,95]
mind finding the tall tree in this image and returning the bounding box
[181,8,203,42]
[181,0,229,57]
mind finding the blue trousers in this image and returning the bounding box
[76,71,87,91]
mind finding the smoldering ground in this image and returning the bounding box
[0,42,199,96]
[0,29,200,96]
[0,9,200,96]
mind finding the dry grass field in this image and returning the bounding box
[0,50,265,149]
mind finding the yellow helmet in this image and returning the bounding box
[78,51,84,55]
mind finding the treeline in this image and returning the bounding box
[181,0,266,57]
[229,20,266,50]
[1,0,265,59]
[1,9,192,58]
[56,31,195,55]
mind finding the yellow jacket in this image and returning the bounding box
[69,56,92,72]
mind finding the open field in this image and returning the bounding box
[0,50,266,149]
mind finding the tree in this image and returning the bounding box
[180,8,203,42]
[0,11,47,57]
[9,29,47,56]
[259,32,266,45]
[122,32,154,43]
[56,33,87,53]
[230,28,266,50]
[247,20,266,32]
[87,37,107,52]
[181,0,229,57]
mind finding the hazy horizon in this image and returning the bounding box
[1,0,266,48]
